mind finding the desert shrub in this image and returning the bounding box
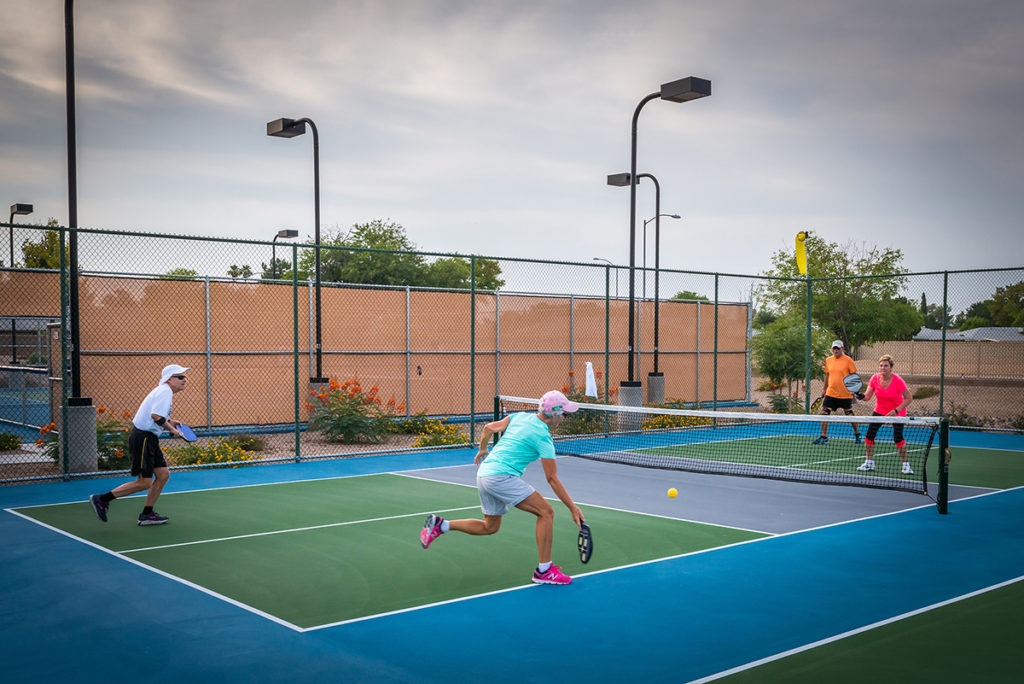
[164,438,260,467]
[0,431,21,451]
[393,412,437,435]
[914,386,939,399]
[38,406,132,470]
[767,394,800,414]
[223,433,266,451]
[307,378,404,443]
[411,418,470,447]
[945,402,993,428]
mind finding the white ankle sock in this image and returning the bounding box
[538,561,552,573]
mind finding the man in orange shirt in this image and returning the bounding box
[812,341,862,445]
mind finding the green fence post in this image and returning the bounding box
[293,244,301,462]
[470,256,476,439]
[805,277,813,413]
[713,274,719,411]
[605,265,610,402]
[58,226,70,479]
[939,271,948,419]
[938,418,949,514]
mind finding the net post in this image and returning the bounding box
[938,271,948,418]
[493,395,500,422]
[938,418,949,514]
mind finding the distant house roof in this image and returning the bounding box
[913,326,1024,342]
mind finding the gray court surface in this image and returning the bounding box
[409,455,994,535]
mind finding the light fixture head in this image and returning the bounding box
[276,229,299,239]
[267,118,306,138]
[607,173,631,187]
[9,203,33,216]
[660,77,711,103]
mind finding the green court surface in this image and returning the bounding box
[718,576,1024,683]
[638,435,928,482]
[948,446,1024,489]
[16,473,767,629]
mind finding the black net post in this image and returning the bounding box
[938,417,949,514]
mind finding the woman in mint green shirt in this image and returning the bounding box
[419,391,585,585]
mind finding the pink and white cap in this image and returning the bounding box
[539,390,580,416]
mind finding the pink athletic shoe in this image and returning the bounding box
[420,514,444,549]
[532,564,572,585]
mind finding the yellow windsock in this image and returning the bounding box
[796,231,808,275]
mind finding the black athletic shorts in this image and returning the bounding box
[822,395,853,413]
[128,426,167,477]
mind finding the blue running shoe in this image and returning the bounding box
[812,436,829,445]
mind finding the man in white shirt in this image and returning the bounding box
[89,364,189,526]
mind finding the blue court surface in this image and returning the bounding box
[1,431,1022,683]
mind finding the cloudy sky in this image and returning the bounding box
[2,0,1023,292]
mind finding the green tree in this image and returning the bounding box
[473,257,505,291]
[671,290,709,301]
[300,219,426,286]
[951,300,992,329]
[297,219,504,289]
[752,308,778,330]
[750,313,832,402]
[227,264,253,279]
[958,316,991,332]
[260,258,292,280]
[987,281,1024,326]
[20,220,67,269]
[422,256,505,290]
[160,268,199,280]
[757,235,922,349]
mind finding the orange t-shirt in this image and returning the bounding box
[824,354,858,399]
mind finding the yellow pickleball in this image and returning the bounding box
[667,488,678,498]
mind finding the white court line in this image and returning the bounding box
[690,574,1024,683]
[5,507,307,632]
[394,470,775,536]
[117,505,482,554]
[7,478,1017,633]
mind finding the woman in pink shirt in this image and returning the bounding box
[857,354,914,474]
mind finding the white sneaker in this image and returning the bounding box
[857,460,876,471]
[902,462,914,475]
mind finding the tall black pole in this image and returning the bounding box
[294,118,323,381]
[628,93,658,384]
[65,0,85,402]
[8,209,16,364]
[636,174,661,374]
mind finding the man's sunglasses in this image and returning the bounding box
[171,375,187,380]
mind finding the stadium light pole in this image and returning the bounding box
[8,204,33,364]
[643,212,680,375]
[592,257,618,298]
[611,77,710,390]
[267,117,327,382]
[64,0,88,404]
[609,170,682,376]
[271,229,298,280]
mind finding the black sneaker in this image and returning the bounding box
[90,494,108,522]
[138,511,169,526]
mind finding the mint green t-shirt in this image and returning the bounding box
[477,412,556,477]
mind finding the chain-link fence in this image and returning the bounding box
[2,223,1021,483]
[1,224,752,482]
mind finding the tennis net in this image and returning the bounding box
[497,396,942,494]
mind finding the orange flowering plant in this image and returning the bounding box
[38,406,131,471]
[309,378,405,443]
